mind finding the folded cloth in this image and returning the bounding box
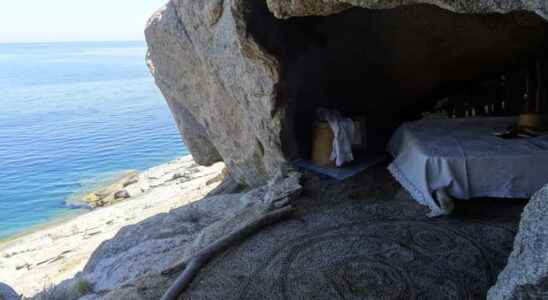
[318,109,354,167]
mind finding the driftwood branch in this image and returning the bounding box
[161,205,295,300]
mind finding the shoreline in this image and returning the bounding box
[0,209,87,248]
[1,169,142,245]
[0,155,226,297]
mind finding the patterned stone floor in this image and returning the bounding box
[182,171,525,300]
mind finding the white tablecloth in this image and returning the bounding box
[388,117,548,216]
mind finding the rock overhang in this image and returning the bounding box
[265,0,548,20]
[146,0,548,187]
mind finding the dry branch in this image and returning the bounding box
[161,205,295,300]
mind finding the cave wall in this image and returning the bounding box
[146,0,548,186]
[271,6,548,157]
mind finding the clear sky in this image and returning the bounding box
[0,0,168,43]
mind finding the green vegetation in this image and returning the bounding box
[34,279,92,300]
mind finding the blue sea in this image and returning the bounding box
[0,41,187,239]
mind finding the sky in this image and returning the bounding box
[0,0,168,43]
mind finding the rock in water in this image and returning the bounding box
[0,282,21,300]
[488,185,548,300]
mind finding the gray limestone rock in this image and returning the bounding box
[164,99,222,166]
[145,0,286,187]
[488,184,548,300]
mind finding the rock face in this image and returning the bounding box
[146,0,548,186]
[79,193,249,292]
[145,0,286,187]
[488,184,548,300]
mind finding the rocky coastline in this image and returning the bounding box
[0,156,225,298]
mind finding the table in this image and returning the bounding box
[388,117,548,216]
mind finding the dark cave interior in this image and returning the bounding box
[245,1,548,160]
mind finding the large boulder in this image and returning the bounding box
[145,0,286,187]
[166,100,222,166]
[145,0,548,187]
[488,184,548,300]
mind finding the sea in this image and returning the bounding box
[0,41,187,239]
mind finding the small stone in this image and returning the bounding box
[172,173,184,180]
[114,190,130,200]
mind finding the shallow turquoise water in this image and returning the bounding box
[0,41,187,239]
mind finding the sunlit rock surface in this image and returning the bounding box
[146,0,286,187]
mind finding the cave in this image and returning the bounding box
[139,1,548,298]
[245,1,548,162]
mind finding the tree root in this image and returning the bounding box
[160,205,295,300]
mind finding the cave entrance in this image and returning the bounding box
[247,1,548,178]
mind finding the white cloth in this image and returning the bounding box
[318,109,354,167]
[388,117,548,217]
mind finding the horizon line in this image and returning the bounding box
[0,39,146,45]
